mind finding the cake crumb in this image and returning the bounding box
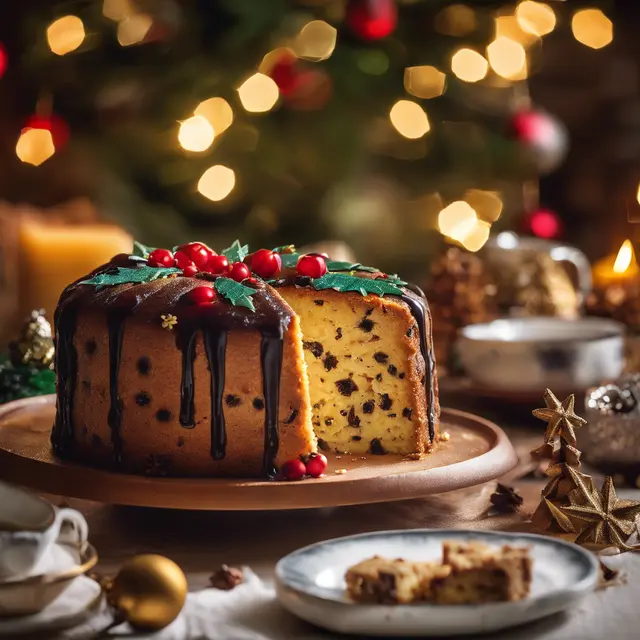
[335,468,347,475]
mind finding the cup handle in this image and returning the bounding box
[53,508,89,547]
[549,245,592,303]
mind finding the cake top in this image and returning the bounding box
[57,240,421,333]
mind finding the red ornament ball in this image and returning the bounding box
[269,52,301,97]
[188,286,215,305]
[346,0,398,41]
[281,459,306,481]
[175,251,195,271]
[251,249,282,278]
[297,254,327,279]
[147,248,175,268]
[229,262,251,282]
[525,209,562,239]
[305,453,328,478]
[182,264,199,277]
[0,43,7,79]
[177,242,213,270]
[206,254,230,275]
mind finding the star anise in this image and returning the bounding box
[489,483,523,513]
[532,389,587,447]
[562,467,640,551]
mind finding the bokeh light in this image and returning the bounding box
[404,66,446,99]
[178,116,215,152]
[515,2,556,37]
[47,16,85,56]
[487,37,527,80]
[571,8,613,50]
[117,13,153,46]
[237,73,279,113]
[434,4,476,37]
[16,128,55,166]
[529,209,560,238]
[103,0,133,22]
[294,20,337,61]
[451,49,488,83]
[195,98,234,135]
[197,165,236,202]
[495,15,539,48]
[463,189,503,222]
[389,100,430,139]
[438,201,477,241]
[460,220,491,252]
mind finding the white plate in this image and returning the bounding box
[0,576,101,637]
[275,529,599,637]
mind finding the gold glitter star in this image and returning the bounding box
[532,389,587,446]
[562,466,640,550]
[160,314,178,330]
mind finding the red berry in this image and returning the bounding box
[147,248,175,268]
[206,254,230,275]
[175,251,195,270]
[305,453,327,478]
[177,242,213,270]
[229,262,251,282]
[251,249,282,278]
[280,459,306,481]
[182,265,199,277]
[188,286,215,305]
[297,254,327,279]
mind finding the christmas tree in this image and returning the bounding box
[2,0,596,274]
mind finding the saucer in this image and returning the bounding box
[275,529,599,637]
[0,541,98,617]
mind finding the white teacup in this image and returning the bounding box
[0,482,88,580]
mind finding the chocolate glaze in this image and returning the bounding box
[52,255,291,476]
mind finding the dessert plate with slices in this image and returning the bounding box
[275,529,599,637]
[0,395,517,510]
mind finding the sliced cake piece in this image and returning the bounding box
[435,541,532,604]
[346,556,450,604]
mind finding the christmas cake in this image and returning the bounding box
[51,241,439,477]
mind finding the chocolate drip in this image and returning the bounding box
[51,302,79,456]
[204,330,228,459]
[261,328,284,478]
[398,287,437,442]
[178,328,197,428]
[106,310,128,462]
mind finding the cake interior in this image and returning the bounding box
[279,286,426,455]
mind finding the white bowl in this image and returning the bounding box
[457,317,625,393]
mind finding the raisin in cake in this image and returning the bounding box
[51,241,440,477]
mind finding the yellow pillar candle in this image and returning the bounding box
[592,239,639,288]
[18,220,133,320]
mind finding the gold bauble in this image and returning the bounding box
[108,554,187,631]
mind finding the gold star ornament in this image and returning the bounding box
[532,389,587,446]
[161,314,178,330]
[562,466,640,550]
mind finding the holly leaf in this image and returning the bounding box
[273,244,297,254]
[312,273,405,297]
[279,253,300,268]
[221,240,249,264]
[133,240,156,258]
[79,266,181,288]
[214,277,256,311]
[326,261,379,274]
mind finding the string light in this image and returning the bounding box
[103,0,133,22]
[194,98,233,135]
[487,37,527,80]
[197,165,235,202]
[571,8,613,50]
[294,20,337,62]
[404,66,446,99]
[178,116,215,152]
[47,16,85,55]
[515,2,556,37]
[451,49,488,83]
[259,48,294,75]
[389,100,430,139]
[438,201,477,241]
[117,13,153,46]
[434,5,476,37]
[461,220,491,251]
[16,128,55,166]
[495,15,539,48]
[237,73,279,113]
[463,189,503,222]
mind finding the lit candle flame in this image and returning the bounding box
[613,239,634,274]
[636,182,640,205]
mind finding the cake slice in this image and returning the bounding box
[346,556,450,604]
[435,541,532,604]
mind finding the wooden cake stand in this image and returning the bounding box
[0,396,517,510]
